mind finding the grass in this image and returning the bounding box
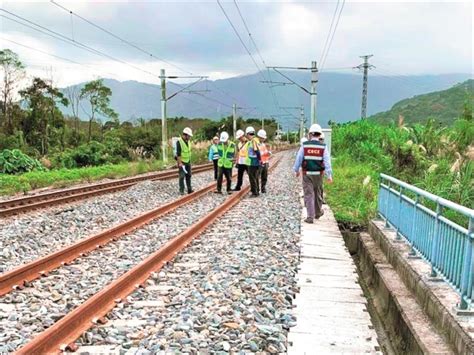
[0,147,210,196]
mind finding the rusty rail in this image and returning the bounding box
[0,163,213,217]
[16,157,281,354]
[0,178,217,296]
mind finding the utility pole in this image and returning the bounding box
[356,55,374,119]
[300,104,305,140]
[159,70,208,164]
[232,103,237,138]
[310,61,318,125]
[160,69,167,164]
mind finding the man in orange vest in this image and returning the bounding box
[257,129,271,193]
[232,129,248,191]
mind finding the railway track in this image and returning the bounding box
[0,163,213,217]
[0,156,282,353]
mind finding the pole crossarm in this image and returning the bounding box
[167,77,206,101]
[271,68,311,94]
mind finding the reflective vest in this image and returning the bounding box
[237,140,249,165]
[302,140,325,175]
[178,137,191,164]
[209,144,219,160]
[259,142,270,164]
[217,142,236,169]
[246,138,260,166]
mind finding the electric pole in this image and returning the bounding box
[310,61,318,125]
[300,104,305,140]
[356,55,374,119]
[159,70,208,164]
[160,69,167,164]
[232,103,237,138]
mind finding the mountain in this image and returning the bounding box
[369,79,473,125]
[60,72,472,128]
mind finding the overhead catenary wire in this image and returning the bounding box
[50,0,194,75]
[319,0,340,69]
[320,0,346,71]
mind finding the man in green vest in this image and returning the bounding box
[214,131,236,195]
[176,127,194,195]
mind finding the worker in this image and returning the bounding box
[232,129,248,191]
[257,129,271,193]
[293,124,333,223]
[176,127,194,195]
[244,126,261,197]
[215,131,236,195]
[208,136,220,180]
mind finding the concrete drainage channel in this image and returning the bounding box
[340,221,473,355]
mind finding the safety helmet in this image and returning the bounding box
[245,126,255,134]
[300,137,308,144]
[183,127,193,137]
[257,129,267,139]
[220,131,229,143]
[308,124,322,134]
[235,129,245,139]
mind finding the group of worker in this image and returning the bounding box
[175,126,271,198]
[175,123,332,223]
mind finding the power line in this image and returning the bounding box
[319,0,340,68]
[50,0,193,75]
[320,0,346,71]
[0,11,161,80]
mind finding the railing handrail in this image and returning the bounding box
[380,173,474,219]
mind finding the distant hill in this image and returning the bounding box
[60,72,472,128]
[369,79,473,125]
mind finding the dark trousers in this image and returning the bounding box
[302,174,323,218]
[248,165,260,196]
[260,163,268,192]
[179,163,192,193]
[217,167,232,192]
[212,159,219,180]
[234,164,248,190]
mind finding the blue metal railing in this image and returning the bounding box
[378,174,474,310]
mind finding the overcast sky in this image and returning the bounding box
[1,0,472,88]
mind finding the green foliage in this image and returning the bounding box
[0,149,45,174]
[370,79,473,126]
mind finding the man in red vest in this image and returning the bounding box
[293,124,333,223]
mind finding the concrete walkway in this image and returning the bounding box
[288,203,381,354]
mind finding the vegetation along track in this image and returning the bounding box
[0,156,282,353]
[0,163,213,217]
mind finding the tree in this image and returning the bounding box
[64,85,81,134]
[20,78,68,155]
[0,49,25,134]
[80,79,118,141]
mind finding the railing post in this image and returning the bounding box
[408,194,419,256]
[459,217,474,310]
[396,186,403,240]
[384,179,390,228]
[430,202,442,277]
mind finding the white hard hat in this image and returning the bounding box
[257,129,267,139]
[309,124,322,134]
[183,127,193,137]
[236,129,245,139]
[245,126,255,134]
[220,131,229,143]
[300,137,308,144]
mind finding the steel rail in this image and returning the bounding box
[0,163,213,217]
[0,175,217,296]
[16,157,281,354]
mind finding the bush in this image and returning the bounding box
[0,149,45,174]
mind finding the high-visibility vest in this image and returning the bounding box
[210,144,219,160]
[259,142,270,164]
[302,140,325,175]
[178,137,191,164]
[217,142,236,169]
[245,138,260,166]
[237,140,249,165]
